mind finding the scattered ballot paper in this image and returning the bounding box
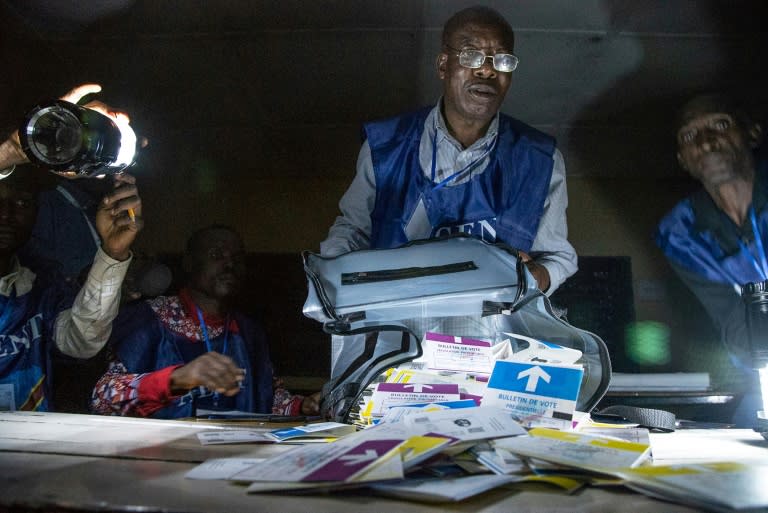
[370,474,524,502]
[494,427,652,472]
[399,406,527,442]
[482,359,583,429]
[421,332,496,374]
[266,422,356,443]
[232,436,405,482]
[378,399,479,424]
[196,430,273,445]
[185,458,266,480]
[617,462,768,511]
[367,383,461,417]
[246,453,404,494]
[370,472,584,503]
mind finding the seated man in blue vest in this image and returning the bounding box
[656,93,765,426]
[91,225,320,418]
[320,6,577,294]
[0,83,143,411]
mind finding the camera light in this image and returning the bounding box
[20,99,139,178]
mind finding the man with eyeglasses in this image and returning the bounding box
[320,5,577,294]
[656,94,766,427]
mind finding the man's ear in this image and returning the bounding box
[676,151,687,171]
[436,53,448,79]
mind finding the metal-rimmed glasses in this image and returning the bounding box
[444,45,519,73]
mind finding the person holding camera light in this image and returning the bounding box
[0,83,143,411]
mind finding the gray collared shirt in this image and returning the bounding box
[320,102,577,294]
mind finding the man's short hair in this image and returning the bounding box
[677,93,755,133]
[442,6,515,50]
[185,224,240,256]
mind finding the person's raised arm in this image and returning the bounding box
[54,174,143,358]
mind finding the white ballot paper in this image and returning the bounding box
[421,332,495,374]
[503,333,583,364]
[185,458,266,480]
[371,474,524,502]
[494,427,651,471]
[368,383,462,417]
[400,406,527,442]
[196,430,273,445]
[618,462,768,511]
[266,422,356,442]
[231,434,404,482]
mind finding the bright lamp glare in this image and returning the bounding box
[759,365,768,414]
[113,116,137,168]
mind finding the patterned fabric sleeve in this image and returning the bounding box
[271,376,304,416]
[90,357,182,417]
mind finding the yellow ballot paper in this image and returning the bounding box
[493,427,651,472]
[397,435,455,469]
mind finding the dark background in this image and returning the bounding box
[2,0,767,402]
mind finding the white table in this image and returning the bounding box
[1,412,766,513]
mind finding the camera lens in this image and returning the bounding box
[24,105,83,165]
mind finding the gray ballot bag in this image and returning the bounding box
[302,235,611,424]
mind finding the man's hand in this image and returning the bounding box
[169,352,247,396]
[96,173,142,261]
[518,250,551,292]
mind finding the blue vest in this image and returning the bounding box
[0,281,73,412]
[113,300,274,419]
[365,108,556,251]
[657,159,768,286]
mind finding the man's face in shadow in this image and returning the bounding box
[0,172,39,256]
[186,228,247,301]
[676,103,760,189]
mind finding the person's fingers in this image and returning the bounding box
[112,173,136,185]
[60,83,102,104]
[194,353,246,393]
[82,99,131,123]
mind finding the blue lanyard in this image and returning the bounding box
[737,207,768,282]
[429,128,497,191]
[194,306,231,407]
[194,306,229,356]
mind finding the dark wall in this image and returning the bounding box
[4,1,768,399]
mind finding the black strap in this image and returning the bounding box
[593,405,676,432]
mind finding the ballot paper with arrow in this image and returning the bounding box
[367,383,462,417]
[481,359,583,429]
[231,437,405,482]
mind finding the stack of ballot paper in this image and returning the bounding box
[266,422,356,443]
[355,331,585,429]
[196,422,356,445]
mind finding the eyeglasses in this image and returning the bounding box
[445,45,519,73]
